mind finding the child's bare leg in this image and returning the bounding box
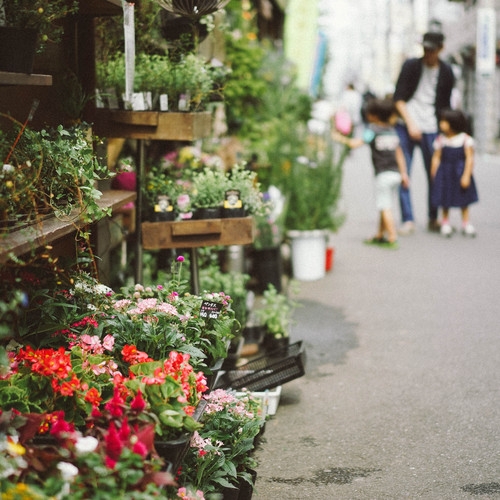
[441,208,450,222]
[371,212,384,239]
[381,209,397,242]
[461,206,469,224]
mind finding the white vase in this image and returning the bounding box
[287,230,328,281]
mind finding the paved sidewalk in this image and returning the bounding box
[252,146,500,499]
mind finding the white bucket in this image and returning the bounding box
[287,230,327,281]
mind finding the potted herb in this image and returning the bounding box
[254,283,299,351]
[96,52,218,112]
[0,0,78,73]
[191,166,228,218]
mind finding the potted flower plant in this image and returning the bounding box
[177,388,264,498]
[0,0,79,73]
[254,283,299,351]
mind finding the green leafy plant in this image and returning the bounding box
[254,283,299,339]
[0,120,112,225]
[283,140,347,232]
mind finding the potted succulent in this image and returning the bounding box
[0,0,78,73]
[254,283,299,351]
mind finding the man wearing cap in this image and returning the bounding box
[393,31,455,234]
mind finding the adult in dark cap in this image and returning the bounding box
[393,31,455,234]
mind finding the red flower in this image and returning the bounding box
[104,387,125,418]
[121,345,152,365]
[132,440,148,458]
[50,413,75,436]
[84,387,102,406]
[18,346,72,379]
[105,421,123,463]
[130,389,146,412]
[57,373,81,396]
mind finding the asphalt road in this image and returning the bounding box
[252,144,500,499]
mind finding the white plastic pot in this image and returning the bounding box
[287,230,328,281]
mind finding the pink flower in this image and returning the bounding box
[102,334,115,351]
[176,255,185,262]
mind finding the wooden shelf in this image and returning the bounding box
[142,217,255,250]
[0,190,136,263]
[0,71,52,86]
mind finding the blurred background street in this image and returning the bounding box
[252,143,500,499]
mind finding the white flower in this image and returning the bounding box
[57,461,79,481]
[2,163,14,173]
[75,436,98,455]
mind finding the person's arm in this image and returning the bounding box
[394,100,422,141]
[331,131,364,149]
[430,148,441,179]
[461,139,474,189]
[395,145,409,188]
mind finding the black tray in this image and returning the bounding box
[215,341,306,391]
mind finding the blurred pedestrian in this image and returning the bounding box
[393,31,455,235]
[333,98,409,249]
[430,109,478,238]
[339,83,363,134]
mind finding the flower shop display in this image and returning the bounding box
[144,146,224,221]
[0,249,275,499]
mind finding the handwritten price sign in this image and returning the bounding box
[200,300,222,319]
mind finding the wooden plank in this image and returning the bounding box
[0,71,52,86]
[142,217,255,250]
[92,109,212,140]
[0,190,136,263]
[110,110,159,126]
[171,219,222,236]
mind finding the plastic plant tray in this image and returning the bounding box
[215,341,306,391]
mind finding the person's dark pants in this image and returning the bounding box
[396,123,438,223]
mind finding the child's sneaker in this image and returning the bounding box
[440,223,453,237]
[462,223,476,237]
